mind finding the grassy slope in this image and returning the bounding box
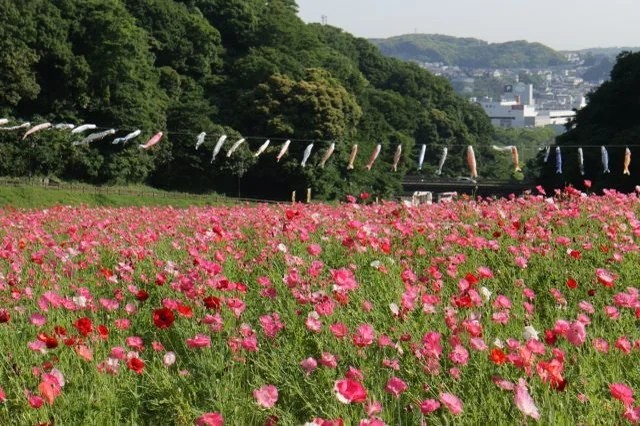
[0,185,220,209]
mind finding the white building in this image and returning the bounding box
[476,83,577,129]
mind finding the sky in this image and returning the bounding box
[296,0,639,51]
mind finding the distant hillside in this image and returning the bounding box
[569,47,640,58]
[370,34,568,68]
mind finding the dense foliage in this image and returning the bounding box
[370,34,567,68]
[0,0,503,199]
[538,51,640,192]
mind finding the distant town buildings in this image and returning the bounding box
[419,53,600,131]
[474,83,585,130]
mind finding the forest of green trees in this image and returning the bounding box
[0,0,518,200]
[2,1,636,199]
[539,51,640,192]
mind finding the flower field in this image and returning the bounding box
[1,189,640,425]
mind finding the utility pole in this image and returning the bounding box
[321,15,327,25]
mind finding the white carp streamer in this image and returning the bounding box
[467,146,478,178]
[300,143,314,167]
[139,132,163,150]
[254,140,270,158]
[73,129,116,146]
[22,122,51,139]
[365,144,381,171]
[623,147,631,175]
[276,140,291,163]
[226,138,245,157]
[211,135,227,163]
[543,146,551,163]
[555,147,562,174]
[318,143,335,168]
[347,144,358,170]
[195,132,206,150]
[578,148,585,175]
[435,147,448,176]
[392,144,402,172]
[54,123,75,130]
[71,124,97,134]
[417,144,426,171]
[113,129,141,145]
[0,122,30,131]
[601,146,610,173]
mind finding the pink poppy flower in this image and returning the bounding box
[320,352,338,368]
[469,337,488,351]
[254,385,278,409]
[29,313,47,327]
[331,268,358,293]
[439,392,463,415]
[330,322,348,339]
[307,244,322,256]
[605,306,620,320]
[353,324,375,348]
[610,383,634,406]
[300,357,318,376]
[365,400,382,416]
[195,412,224,426]
[515,379,540,420]
[623,405,640,424]
[163,351,176,367]
[449,345,469,365]
[596,268,615,287]
[593,338,609,353]
[110,347,126,360]
[27,391,44,409]
[334,378,367,404]
[305,312,322,333]
[492,311,510,325]
[566,321,586,346]
[384,377,408,398]
[420,399,441,414]
[514,256,528,269]
[345,366,364,381]
[477,266,494,279]
[186,334,211,349]
[125,336,144,351]
[492,376,515,391]
[615,336,632,354]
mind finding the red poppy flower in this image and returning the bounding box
[203,296,222,311]
[489,348,507,365]
[127,357,145,374]
[37,333,58,349]
[176,304,193,318]
[0,309,10,323]
[98,325,109,340]
[135,290,149,302]
[153,308,175,329]
[566,278,578,289]
[74,317,93,337]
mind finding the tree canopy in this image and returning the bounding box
[0,0,499,200]
[538,51,640,192]
[370,34,568,68]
